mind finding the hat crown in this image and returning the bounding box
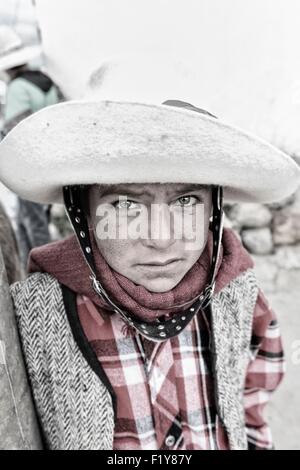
[85,54,196,105]
[0,26,23,57]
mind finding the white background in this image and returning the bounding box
[33,0,300,156]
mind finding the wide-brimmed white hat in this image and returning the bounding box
[0,56,299,204]
[0,25,42,71]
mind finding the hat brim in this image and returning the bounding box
[0,100,299,204]
[0,45,42,71]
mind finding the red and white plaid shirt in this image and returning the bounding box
[77,288,284,450]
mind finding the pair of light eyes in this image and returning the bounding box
[113,196,199,210]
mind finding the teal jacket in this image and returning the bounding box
[4,70,59,132]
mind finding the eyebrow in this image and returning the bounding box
[98,184,208,198]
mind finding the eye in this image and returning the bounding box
[113,199,140,210]
[174,196,198,207]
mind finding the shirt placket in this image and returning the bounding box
[134,333,182,450]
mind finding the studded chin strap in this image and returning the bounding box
[63,185,223,342]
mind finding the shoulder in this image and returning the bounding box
[7,77,31,95]
[10,272,61,297]
[214,268,259,322]
[4,79,33,122]
[10,274,72,370]
[10,273,64,320]
[228,268,258,296]
[6,77,44,103]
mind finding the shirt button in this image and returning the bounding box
[165,434,176,447]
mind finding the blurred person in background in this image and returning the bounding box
[0,25,60,269]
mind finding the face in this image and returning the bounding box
[89,183,212,293]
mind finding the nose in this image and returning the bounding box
[141,203,176,250]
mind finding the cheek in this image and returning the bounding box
[95,237,133,270]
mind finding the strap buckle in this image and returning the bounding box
[200,283,215,309]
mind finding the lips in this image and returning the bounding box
[147,258,180,266]
[136,258,182,267]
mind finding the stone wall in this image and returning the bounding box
[224,188,300,256]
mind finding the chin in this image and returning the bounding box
[142,278,180,293]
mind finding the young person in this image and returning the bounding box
[0,60,299,450]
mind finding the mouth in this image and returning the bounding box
[135,258,182,269]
